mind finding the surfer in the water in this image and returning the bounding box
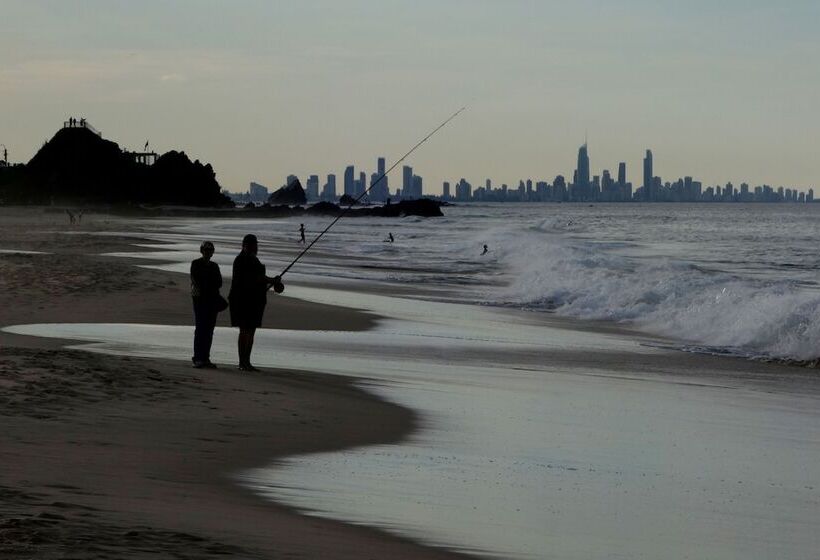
[386,232,395,243]
[299,224,306,244]
[481,244,488,255]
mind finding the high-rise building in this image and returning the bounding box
[442,181,451,200]
[358,171,367,197]
[643,150,653,200]
[344,165,355,196]
[618,162,626,186]
[402,165,413,198]
[306,175,319,200]
[286,174,298,187]
[455,178,472,201]
[371,157,388,201]
[322,174,336,200]
[412,175,423,199]
[575,143,590,199]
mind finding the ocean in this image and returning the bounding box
[7,202,820,559]
[195,201,820,362]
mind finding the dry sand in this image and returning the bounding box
[0,208,472,559]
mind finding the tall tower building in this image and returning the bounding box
[643,150,653,200]
[618,162,626,185]
[576,143,590,193]
[344,165,355,196]
[412,175,423,199]
[373,157,388,200]
[306,175,319,200]
[402,165,413,197]
[322,174,336,200]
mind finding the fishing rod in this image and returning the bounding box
[271,106,466,291]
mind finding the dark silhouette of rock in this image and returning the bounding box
[306,198,442,217]
[306,201,340,214]
[268,179,306,206]
[0,125,232,206]
[147,150,230,206]
[370,198,443,217]
[339,194,357,206]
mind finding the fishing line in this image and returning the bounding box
[275,106,466,285]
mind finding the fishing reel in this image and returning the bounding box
[271,275,285,294]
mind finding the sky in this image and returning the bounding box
[1,0,819,193]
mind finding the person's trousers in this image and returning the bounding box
[193,298,218,363]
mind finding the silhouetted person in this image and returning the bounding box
[229,234,281,371]
[66,209,74,224]
[80,118,85,127]
[386,232,394,243]
[299,223,306,244]
[191,241,224,368]
[481,244,488,255]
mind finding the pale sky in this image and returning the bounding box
[2,0,818,193]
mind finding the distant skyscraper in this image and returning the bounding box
[443,181,451,200]
[306,175,319,200]
[618,162,626,185]
[643,150,653,199]
[286,174,298,187]
[572,142,591,201]
[576,143,590,189]
[322,174,336,200]
[358,171,367,197]
[402,165,413,197]
[371,157,388,200]
[412,175,423,199]
[344,165,355,196]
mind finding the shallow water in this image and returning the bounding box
[6,285,820,559]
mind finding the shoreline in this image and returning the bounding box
[0,208,475,559]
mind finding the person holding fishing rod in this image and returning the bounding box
[225,108,464,372]
[228,234,284,371]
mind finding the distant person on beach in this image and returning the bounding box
[299,223,306,244]
[481,244,488,255]
[190,241,224,369]
[229,234,282,371]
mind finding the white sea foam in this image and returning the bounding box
[491,228,820,361]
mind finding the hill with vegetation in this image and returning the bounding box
[0,125,232,206]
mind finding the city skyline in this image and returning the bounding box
[2,2,819,194]
[237,142,815,204]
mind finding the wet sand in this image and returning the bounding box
[0,208,472,559]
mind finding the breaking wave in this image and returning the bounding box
[489,228,820,361]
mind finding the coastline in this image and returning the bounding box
[0,208,474,559]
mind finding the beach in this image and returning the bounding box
[2,206,820,559]
[0,208,471,559]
